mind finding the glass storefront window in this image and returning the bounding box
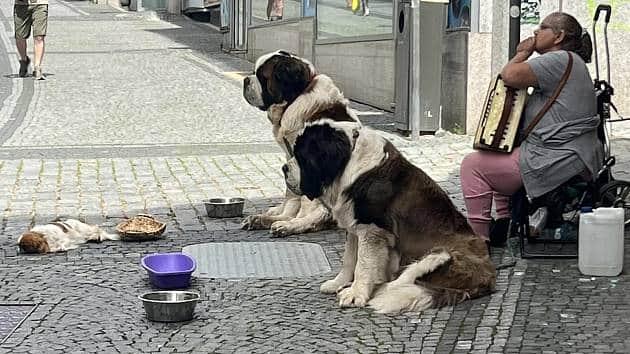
[316,0,393,40]
[142,0,167,10]
[250,0,302,25]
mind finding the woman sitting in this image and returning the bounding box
[460,12,603,246]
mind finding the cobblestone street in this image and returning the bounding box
[1,1,630,353]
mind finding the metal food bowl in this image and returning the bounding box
[139,291,200,322]
[203,197,245,218]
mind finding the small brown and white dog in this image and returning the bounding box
[242,50,360,237]
[18,218,120,254]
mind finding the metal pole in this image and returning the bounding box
[239,0,245,49]
[230,0,236,49]
[471,0,480,32]
[508,0,521,59]
[409,0,421,138]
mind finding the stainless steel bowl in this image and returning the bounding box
[139,291,200,322]
[203,197,245,218]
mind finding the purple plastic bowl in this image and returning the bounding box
[141,253,196,290]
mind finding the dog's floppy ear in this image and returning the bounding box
[294,124,352,200]
[272,56,312,104]
[18,232,50,254]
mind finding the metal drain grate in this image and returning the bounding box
[182,242,332,278]
[0,304,37,344]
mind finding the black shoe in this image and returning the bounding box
[19,56,30,78]
[489,217,510,247]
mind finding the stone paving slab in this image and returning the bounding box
[0,304,36,344]
[0,1,629,353]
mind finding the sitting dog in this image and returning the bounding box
[283,120,496,313]
[242,50,360,237]
[18,218,120,254]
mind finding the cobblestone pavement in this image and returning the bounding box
[1,1,630,353]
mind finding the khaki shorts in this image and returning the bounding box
[14,5,48,40]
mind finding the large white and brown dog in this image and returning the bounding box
[18,218,120,254]
[283,120,496,313]
[242,50,360,237]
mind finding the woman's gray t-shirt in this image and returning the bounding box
[519,50,603,198]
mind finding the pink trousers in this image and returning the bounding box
[460,148,523,240]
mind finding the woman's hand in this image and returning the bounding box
[516,37,536,58]
[500,36,538,88]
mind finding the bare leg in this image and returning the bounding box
[33,36,45,68]
[16,38,28,61]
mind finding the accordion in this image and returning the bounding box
[473,75,528,153]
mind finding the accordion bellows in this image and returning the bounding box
[474,75,528,153]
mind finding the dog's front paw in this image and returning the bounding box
[241,215,268,230]
[338,284,370,308]
[320,279,351,294]
[270,220,297,237]
[264,204,284,217]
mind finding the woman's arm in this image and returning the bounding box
[500,37,538,89]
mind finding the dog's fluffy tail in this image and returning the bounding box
[368,249,472,314]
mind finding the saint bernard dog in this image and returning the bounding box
[18,218,120,254]
[283,120,497,313]
[242,50,360,237]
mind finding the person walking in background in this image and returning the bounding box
[360,0,369,16]
[14,0,49,80]
[349,0,369,16]
[266,0,283,21]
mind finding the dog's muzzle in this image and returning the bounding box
[243,75,265,109]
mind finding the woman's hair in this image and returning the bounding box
[550,12,593,63]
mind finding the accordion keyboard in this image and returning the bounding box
[474,76,528,153]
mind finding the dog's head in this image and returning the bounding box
[17,231,50,254]
[283,121,358,200]
[243,50,316,111]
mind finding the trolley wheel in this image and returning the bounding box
[598,180,630,227]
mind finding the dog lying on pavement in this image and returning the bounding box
[283,120,496,313]
[242,50,360,237]
[18,218,120,254]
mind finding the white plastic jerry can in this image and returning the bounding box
[578,207,624,276]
